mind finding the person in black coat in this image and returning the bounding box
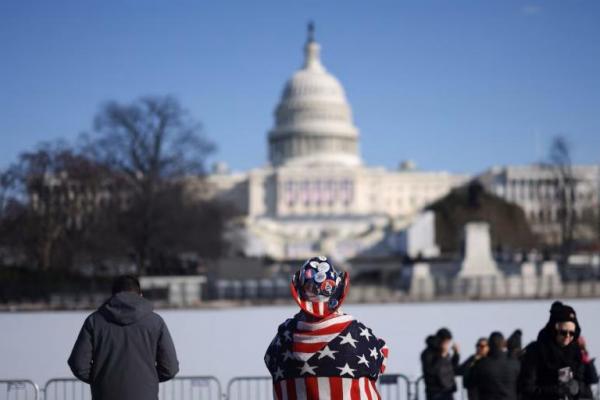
[464,331,520,400]
[421,328,461,400]
[518,301,592,400]
[457,337,489,400]
[68,275,179,400]
[506,329,523,360]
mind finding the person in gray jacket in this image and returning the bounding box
[68,275,179,400]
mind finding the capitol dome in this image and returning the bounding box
[268,24,361,167]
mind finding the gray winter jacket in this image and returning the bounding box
[68,292,179,400]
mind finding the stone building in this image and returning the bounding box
[194,26,468,261]
[477,164,600,244]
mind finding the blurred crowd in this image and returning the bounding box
[421,301,599,400]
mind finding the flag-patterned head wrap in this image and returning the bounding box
[291,256,349,318]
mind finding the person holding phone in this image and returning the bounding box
[518,301,592,400]
[458,338,489,400]
[421,328,461,400]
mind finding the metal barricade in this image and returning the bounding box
[159,376,222,400]
[43,379,89,400]
[226,376,272,400]
[415,376,468,400]
[414,376,425,400]
[456,376,467,400]
[378,374,413,400]
[226,374,415,400]
[0,380,40,400]
[44,376,222,400]
[592,383,600,400]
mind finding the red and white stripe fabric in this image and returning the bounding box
[379,347,389,373]
[297,300,328,318]
[273,376,381,400]
[292,314,354,362]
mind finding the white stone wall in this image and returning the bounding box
[205,164,467,220]
[198,164,467,260]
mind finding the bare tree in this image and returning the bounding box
[0,167,21,266]
[0,142,115,270]
[0,96,225,276]
[82,96,218,273]
[548,136,577,266]
[0,167,17,220]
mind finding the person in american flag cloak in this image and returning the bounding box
[264,256,389,399]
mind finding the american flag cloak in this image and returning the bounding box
[265,312,389,400]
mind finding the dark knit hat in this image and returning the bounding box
[548,301,581,338]
[549,301,578,324]
[539,301,581,342]
[436,327,453,341]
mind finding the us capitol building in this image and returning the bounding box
[194,26,468,262]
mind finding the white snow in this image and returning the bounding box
[1,299,599,388]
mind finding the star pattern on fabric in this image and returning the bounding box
[337,363,356,377]
[359,327,372,341]
[282,350,294,361]
[357,354,370,368]
[369,347,379,359]
[265,317,388,389]
[298,362,318,375]
[317,345,338,360]
[339,332,358,348]
[274,367,284,380]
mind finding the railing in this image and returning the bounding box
[43,379,89,400]
[406,275,600,302]
[0,380,40,400]
[226,376,272,400]
[3,375,597,400]
[414,375,468,400]
[226,374,413,400]
[378,374,412,400]
[43,376,221,400]
[159,376,222,400]
[414,376,425,400]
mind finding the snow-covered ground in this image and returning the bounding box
[1,299,599,388]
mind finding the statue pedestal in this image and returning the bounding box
[521,262,538,297]
[457,222,504,297]
[459,222,500,278]
[409,262,435,300]
[539,261,563,296]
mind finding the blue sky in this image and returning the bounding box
[1,0,599,174]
